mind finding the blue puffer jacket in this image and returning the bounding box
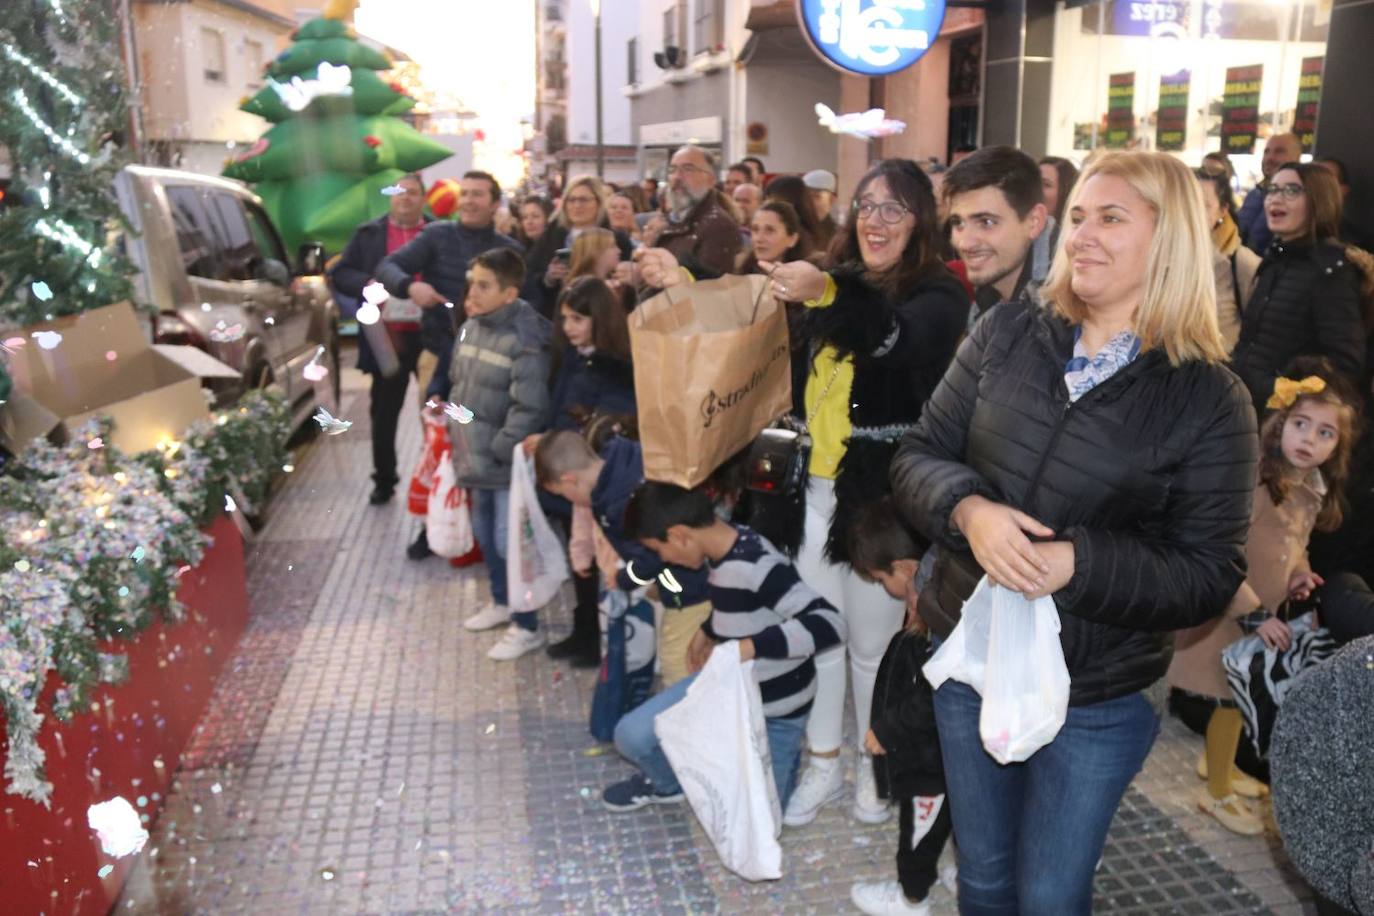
[427,299,552,489]
[593,437,710,608]
[375,221,524,355]
[549,347,636,431]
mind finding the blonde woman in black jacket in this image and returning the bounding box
[890,152,1259,914]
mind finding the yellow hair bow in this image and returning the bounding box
[1267,375,1327,410]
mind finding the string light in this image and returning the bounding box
[1,44,82,106]
[34,216,103,265]
[11,87,91,164]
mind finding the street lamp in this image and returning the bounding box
[591,0,603,178]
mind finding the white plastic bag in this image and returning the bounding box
[925,577,1070,764]
[654,645,782,881]
[425,451,474,558]
[506,443,569,612]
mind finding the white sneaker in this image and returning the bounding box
[854,754,892,824]
[464,604,510,632]
[939,863,958,896]
[851,880,933,916]
[782,755,844,827]
[486,624,546,661]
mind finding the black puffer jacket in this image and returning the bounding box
[891,303,1259,707]
[870,629,944,799]
[1230,239,1365,411]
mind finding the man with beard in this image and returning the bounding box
[652,145,742,281]
[942,146,1053,326]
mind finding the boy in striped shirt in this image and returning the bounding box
[602,482,846,813]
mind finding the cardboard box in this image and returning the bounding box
[1,302,239,455]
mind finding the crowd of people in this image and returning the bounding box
[328,136,1374,915]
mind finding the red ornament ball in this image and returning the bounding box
[426,178,462,218]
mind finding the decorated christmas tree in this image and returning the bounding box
[0,0,136,332]
[223,6,453,255]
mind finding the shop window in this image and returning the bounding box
[693,0,725,54]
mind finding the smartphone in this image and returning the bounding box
[554,248,572,264]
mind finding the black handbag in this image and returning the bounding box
[745,427,810,495]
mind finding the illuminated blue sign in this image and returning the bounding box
[797,0,948,76]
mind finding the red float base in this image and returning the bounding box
[0,515,249,915]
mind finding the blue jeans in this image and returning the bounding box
[933,680,1160,915]
[613,671,808,809]
[470,487,527,627]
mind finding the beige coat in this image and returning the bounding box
[1168,473,1324,698]
[1213,244,1261,353]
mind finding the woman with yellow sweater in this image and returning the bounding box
[763,160,970,826]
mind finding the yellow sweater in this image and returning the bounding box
[802,275,852,479]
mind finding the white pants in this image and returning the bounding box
[796,477,905,754]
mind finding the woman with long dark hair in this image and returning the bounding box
[761,160,971,827]
[1231,161,1366,411]
[762,174,828,261]
[1038,156,1079,228]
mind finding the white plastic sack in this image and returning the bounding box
[925,577,1070,764]
[425,451,474,558]
[654,645,782,881]
[506,443,569,612]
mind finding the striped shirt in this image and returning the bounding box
[705,525,847,719]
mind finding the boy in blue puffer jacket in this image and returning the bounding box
[426,248,552,662]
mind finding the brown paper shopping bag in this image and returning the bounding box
[630,274,792,488]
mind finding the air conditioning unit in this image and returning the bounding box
[653,45,685,70]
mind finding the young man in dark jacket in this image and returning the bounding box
[425,248,552,661]
[942,146,1055,327]
[375,170,523,557]
[327,173,432,507]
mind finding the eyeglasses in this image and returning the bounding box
[853,200,912,224]
[564,195,597,205]
[1264,183,1305,201]
[666,164,707,177]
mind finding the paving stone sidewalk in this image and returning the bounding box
[117,362,1316,915]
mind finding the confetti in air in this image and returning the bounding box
[484,723,496,735]
[208,320,246,343]
[87,797,149,857]
[302,345,328,381]
[319,867,337,881]
[31,280,53,301]
[357,281,387,325]
[313,407,353,436]
[31,330,62,350]
[380,185,406,196]
[105,350,117,361]
[98,864,113,879]
[87,437,104,450]
[130,546,145,563]
[224,494,237,513]
[814,102,907,139]
[444,403,475,425]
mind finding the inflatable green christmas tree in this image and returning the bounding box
[223,13,451,255]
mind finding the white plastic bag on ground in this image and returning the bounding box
[506,443,569,612]
[925,576,1070,764]
[425,452,474,558]
[654,645,782,881]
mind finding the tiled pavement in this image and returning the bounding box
[117,359,1318,914]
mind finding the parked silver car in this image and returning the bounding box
[114,166,339,428]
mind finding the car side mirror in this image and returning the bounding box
[296,242,325,276]
[258,257,291,286]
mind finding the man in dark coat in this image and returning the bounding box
[328,173,432,506]
[652,145,741,281]
[373,171,523,556]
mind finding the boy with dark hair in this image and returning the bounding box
[844,498,955,916]
[942,145,1053,326]
[427,247,552,661]
[599,481,845,812]
[534,430,712,686]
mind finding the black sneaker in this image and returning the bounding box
[601,774,684,812]
[369,487,394,506]
[546,630,596,659]
[406,529,433,561]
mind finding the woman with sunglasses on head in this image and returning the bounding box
[521,176,634,319]
[1230,162,1366,412]
[761,160,971,829]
